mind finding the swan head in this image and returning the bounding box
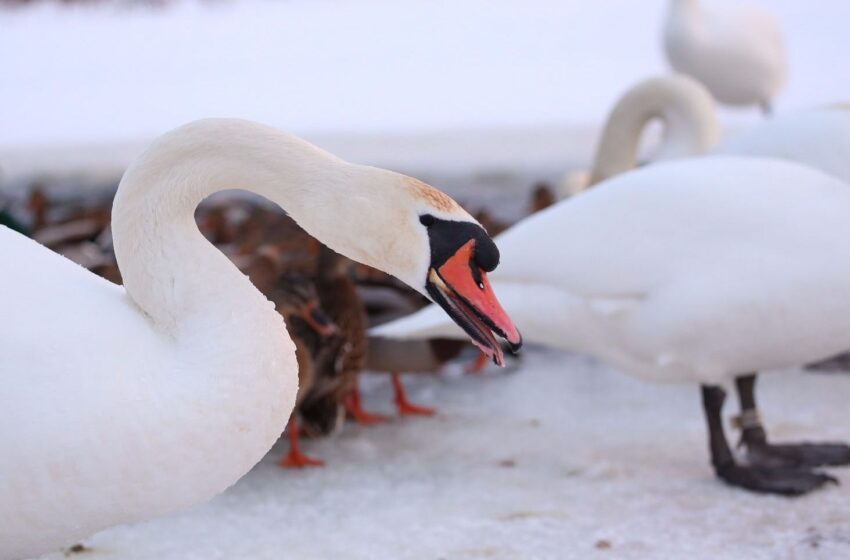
[418,211,522,365]
[344,175,522,365]
[284,162,522,366]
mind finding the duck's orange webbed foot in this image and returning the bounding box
[465,351,489,375]
[392,373,436,416]
[281,448,325,468]
[279,417,325,469]
[344,386,390,425]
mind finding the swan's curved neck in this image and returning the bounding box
[112,120,361,331]
[588,76,719,186]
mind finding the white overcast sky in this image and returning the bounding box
[1,0,849,147]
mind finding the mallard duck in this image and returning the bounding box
[529,182,556,214]
[364,337,468,416]
[274,273,337,468]
[298,248,385,430]
[235,246,336,467]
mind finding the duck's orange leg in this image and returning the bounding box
[392,373,436,416]
[465,351,489,374]
[344,383,390,425]
[280,416,325,468]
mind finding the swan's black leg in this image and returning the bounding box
[734,374,850,468]
[701,384,836,496]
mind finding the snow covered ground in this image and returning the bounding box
[35,348,850,560]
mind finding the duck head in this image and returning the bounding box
[278,274,338,338]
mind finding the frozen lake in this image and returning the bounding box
[36,348,850,560]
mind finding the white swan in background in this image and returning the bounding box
[374,155,850,494]
[563,75,850,194]
[663,0,786,113]
[587,74,720,187]
[716,106,850,184]
[559,74,718,195]
[0,119,520,560]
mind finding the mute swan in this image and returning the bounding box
[568,75,850,193]
[587,74,720,187]
[373,155,850,495]
[558,74,719,195]
[663,0,786,113]
[0,119,521,560]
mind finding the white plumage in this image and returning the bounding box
[663,0,786,112]
[717,106,850,183]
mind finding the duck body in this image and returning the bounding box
[375,156,850,384]
[298,251,371,433]
[664,0,786,110]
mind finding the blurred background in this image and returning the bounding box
[2,0,849,207]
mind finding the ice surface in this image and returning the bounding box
[35,348,850,560]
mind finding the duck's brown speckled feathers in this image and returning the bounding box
[298,248,368,435]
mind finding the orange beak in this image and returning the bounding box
[300,303,338,338]
[427,240,521,366]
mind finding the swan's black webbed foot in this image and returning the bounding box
[716,463,837,496]
[744,440,850,469]
[702,382,838,497]
[734,373,850,469]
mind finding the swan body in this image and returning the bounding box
[373,156,850,383]
[0,119,519,559]
[663,0,786,111]
[716,107,850,184]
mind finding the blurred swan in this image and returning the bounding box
[374,155,850,495]
[0,119,520,559]
[587,74,720,187]
[563,75,850,195]
[716,105,850,183]
[560,74,719,195]
[663,0,786,113]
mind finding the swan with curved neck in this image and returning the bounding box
[0,119,520,559]
[587,74,719,186]
[574,75,850,192]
